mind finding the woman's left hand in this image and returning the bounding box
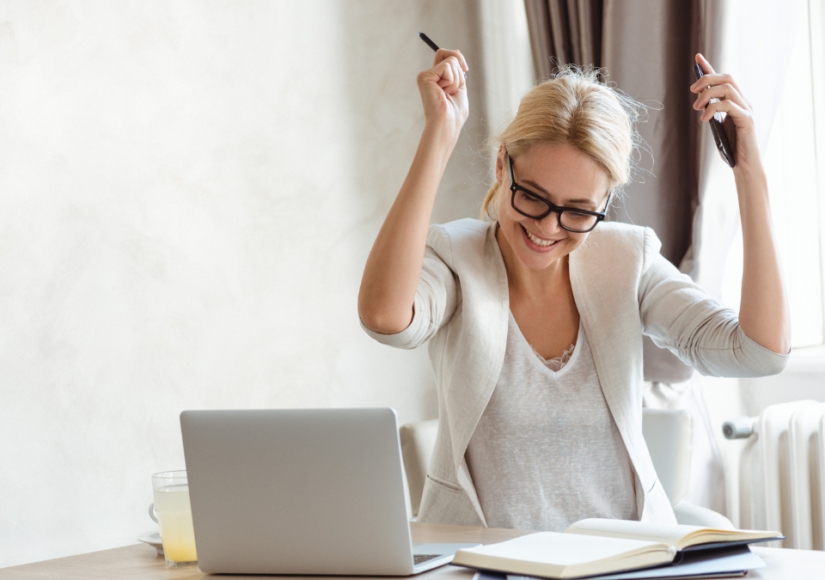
[690,53,761,171]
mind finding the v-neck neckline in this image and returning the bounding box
[508,311,583,378]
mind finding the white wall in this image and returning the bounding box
[0,0,500,566]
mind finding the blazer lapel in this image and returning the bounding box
[451,223,509,524]
[569,239,654,496]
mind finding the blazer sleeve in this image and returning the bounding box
[360,224,459,350]
[638,227,788,378]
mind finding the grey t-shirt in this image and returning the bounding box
[465,312,637,531]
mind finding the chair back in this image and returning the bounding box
[399,419,438,517]
[641,407,693,506]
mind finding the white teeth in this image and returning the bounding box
[525,228,557,247]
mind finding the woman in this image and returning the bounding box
[358,49,789,530]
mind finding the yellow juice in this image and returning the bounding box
[153,483,198,564]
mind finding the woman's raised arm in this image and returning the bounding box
[358,49,469,335]
[690,53,791,354]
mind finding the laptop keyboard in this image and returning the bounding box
[414,554,442,565]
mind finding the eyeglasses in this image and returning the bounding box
[508,152,611,233]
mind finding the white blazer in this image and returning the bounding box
[362,218,787,528]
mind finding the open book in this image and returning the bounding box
[451,519,782,580]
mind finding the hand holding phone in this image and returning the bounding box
[693,62,736,168]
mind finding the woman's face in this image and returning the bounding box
[495,142,611,273]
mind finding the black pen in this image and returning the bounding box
[419,32,440,52]
[419,32,467,78]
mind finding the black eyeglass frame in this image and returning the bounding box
[507,153,611,233]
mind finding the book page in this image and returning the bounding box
[564,518,782,550]
[564,519,780,549]
[565,519,705,548]
[506,544,765,580]
[453,532,675,570]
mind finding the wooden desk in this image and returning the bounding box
[2,523,824,579]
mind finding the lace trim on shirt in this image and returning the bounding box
[531,342,576,372]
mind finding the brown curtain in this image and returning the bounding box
[525,0,699,268]
[601,1,700,385]
[524,0,604,78]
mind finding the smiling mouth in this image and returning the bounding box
[522,224,560,247]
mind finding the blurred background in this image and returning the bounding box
[1,0,824,566]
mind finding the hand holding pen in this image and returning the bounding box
[416,32,469,137]
[419,33,468,78]
[357,35,470,336]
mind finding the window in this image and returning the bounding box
[720,0,825,348]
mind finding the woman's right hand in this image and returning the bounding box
[416,49,469,137]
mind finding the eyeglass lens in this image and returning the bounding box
[512,189,599,232]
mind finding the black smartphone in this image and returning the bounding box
[693,63,735,168]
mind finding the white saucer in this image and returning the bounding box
[137,530,164,555]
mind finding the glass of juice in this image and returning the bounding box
[152,470,198,568]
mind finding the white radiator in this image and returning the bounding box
[724,400,825,549]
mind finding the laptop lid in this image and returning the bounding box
[180,408,416,575]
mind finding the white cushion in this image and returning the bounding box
[642,408,692,506]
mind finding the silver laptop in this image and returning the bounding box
[180,407,478,575]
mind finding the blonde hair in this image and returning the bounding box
[481,65,645,221]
